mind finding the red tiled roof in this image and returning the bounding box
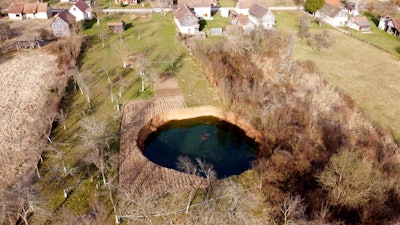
[23,3,37,14]
[37,3,49,13]
[249,3,268,19]
[325,0,340,7]
[237,14,250,25]
[393,18,400,30]
[74,0,89,12]
[8,2,25,14]
[319,3,342,18]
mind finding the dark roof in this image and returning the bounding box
[174,5,198,26]
[351,16,371,27]
[57,10,75,25]
[23,3,37,14]
[393,18,400,30]
[249,3,268,19]
[8,2,25,14]
[319,3,342,18]
[37,3,49,12]
[74,0,89,12]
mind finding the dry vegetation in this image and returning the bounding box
[190,28,400,224]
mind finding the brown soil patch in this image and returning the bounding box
[0,50,60,194]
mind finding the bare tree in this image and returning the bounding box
[251,159,268,191]
[298,14,311,41]
[116,41,130,68]
[280,195,306,225]
[176,156,198,213]
[131,52,154,92]
[318,149,387,210]
[308,30,335,53]
[0,22,11,42]
[56,109,68,131]
[2,177,51,225]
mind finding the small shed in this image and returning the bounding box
[210,27,223,35]
[347,16,371,31]
[107,21,125,33]
[220,8,229,17]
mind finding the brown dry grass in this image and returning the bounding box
[0,50,60,196]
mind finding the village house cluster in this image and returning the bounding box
[314,0,372,30]
[173,0,276,35]
[7,0,92,37]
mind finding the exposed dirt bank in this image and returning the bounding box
[137,106,265,150]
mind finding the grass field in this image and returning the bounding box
[36,13,222,222]
[275,11,400,139]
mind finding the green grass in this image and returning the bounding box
[202,12,231,31]
[36,13,222,223]
[276,11,400,139]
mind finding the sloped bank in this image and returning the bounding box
[137,106,265,150]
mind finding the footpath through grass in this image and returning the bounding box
[275,11,400,139]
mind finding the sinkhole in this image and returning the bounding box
[141,116,258,179]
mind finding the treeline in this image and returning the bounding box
[190,27,400,224]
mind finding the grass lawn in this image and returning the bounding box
[276,11,400,139]
[201,12,231,31]
[36,13,222,221]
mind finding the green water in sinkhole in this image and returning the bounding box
[143,116,258,178]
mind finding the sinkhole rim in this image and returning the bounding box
[135,106,265,178]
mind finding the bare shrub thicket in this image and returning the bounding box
[190,28,400,224]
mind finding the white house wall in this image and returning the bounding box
[69,5,86,21]
[194,7,212,20]
[8,13,23,20]
[173,17,198,34]
[25,13,35,19]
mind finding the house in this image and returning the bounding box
[51,10,75,37]
[316,3,348,26]
[23,3,37,19]
[178,0,214,20]
[35,3,52,19]
[233,14,255,32]
[236,0,261,15]
[347,16,371,31]
[174,5,200,35]
[344,2,360,16]
[107,21,125,33]
[69,0,92,21]
[378,14,391,30]
[7,2,25,20]
[378,15,400,37]
[248,3,275,29]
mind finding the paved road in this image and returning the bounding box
[102,8,173,13]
